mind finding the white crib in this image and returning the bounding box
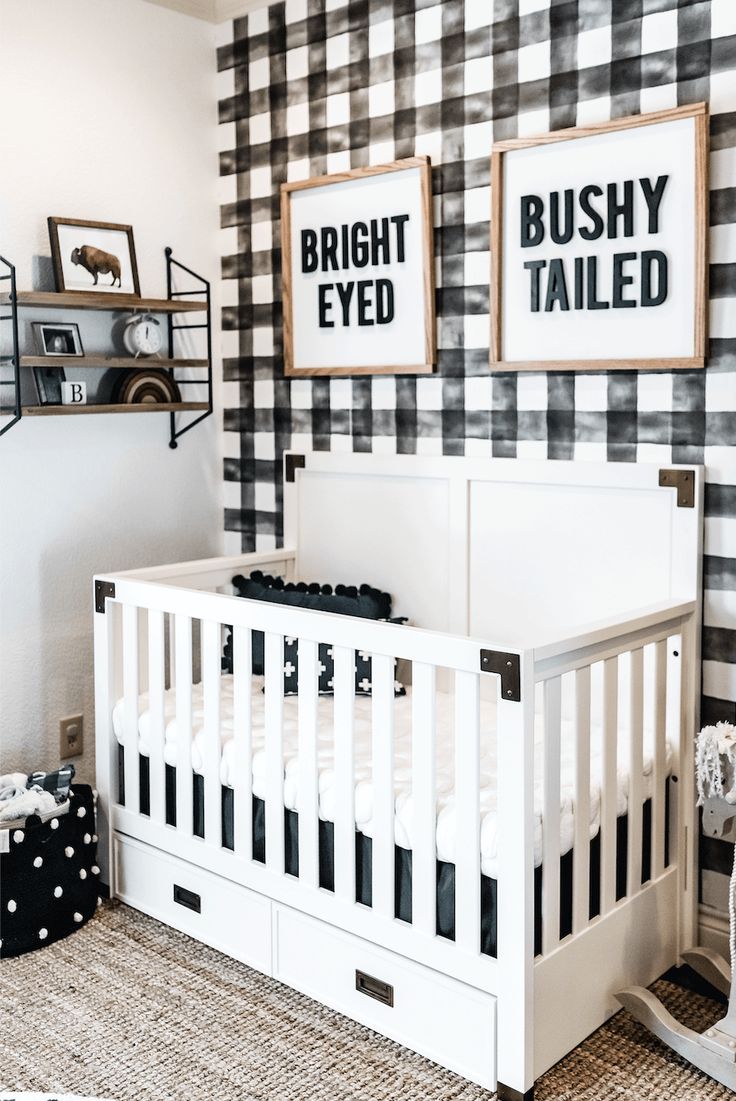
[94,454,702,1100]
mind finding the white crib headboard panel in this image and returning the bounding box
[290,470,454,633]
[283,453,702,644]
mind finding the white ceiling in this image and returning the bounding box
[143,0,270,22]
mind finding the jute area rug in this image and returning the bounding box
[0,901,732,1101]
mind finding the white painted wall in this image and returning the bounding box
[0,0,221,782]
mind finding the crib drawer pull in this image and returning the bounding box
[173,884,201,913]
[355,969,394,1007]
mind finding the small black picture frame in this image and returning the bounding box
[33,365,66,405]
[32,321,84,358]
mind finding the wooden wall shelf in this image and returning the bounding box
[22,402,209,417]
[14,291,205,313]
[20,356,208,370]
[1,248,212,447]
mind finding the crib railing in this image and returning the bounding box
[96,557,511,985]
[95,555,697,1090]
[531,604,697,958]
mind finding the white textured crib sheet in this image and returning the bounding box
[112,676,672,879]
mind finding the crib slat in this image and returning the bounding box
[412,662,436,937]
[371,652,395,920]
[626,648,644,896]
[202,620,222,847]
[122,605,140,815]
[264,632,285,873]
[147,610,166,825]
[542,676,562,956]
[455,670,481,953]
[677,618,697,952]
[333,645,355,903]
[298,638,319,888]
[174,615,193,837]
[168,613,176,691]
[572,666,591,935]
[651,640,668,879]
[232,627,252,859]
[601,657,619,915]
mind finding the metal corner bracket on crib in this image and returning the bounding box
[95,579,116,614]
[617,796,736,1091]
[658,468,695,508]
[479,649,521,702]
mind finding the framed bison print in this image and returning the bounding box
[280,157,435,376]
[48,217,141,297]
[490,102,708,371]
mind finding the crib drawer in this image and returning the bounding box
[114,833,271,974]
[273,905,496,1090]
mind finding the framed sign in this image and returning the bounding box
[490,102,708,371]
[281,157,435,376]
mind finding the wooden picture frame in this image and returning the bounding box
[33,364,66,404]
[280,157,435,376]
[48,217,141,297]
[490,102,708,371]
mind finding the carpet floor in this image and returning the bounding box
[0,901,733,1101]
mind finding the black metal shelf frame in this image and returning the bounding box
[0,255,21,437]
[0,247,213,448]
[165,247,213,450]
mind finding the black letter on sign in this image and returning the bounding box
[301,229,318,273]
[371,218,390,265]
[336,282,354,326]
[523,259,546,312]
[586,256,610,310]
[318,284,334,327]
[641,250,668,306]
[321,226,339,271]
[390,214,410,262]
[607,180,634,239]
[376,279,394,324]
[352,223,369,268]
[545,258,570,312]
[639,175,668,234]
[579,185,604,241]
[612,252,636,308]
[550,189,574,245]
[520,195,544,247]
[574,256,584,310]
[357,280,374,325]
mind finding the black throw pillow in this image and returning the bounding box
[222,572,405,696]
[280,632,406,697]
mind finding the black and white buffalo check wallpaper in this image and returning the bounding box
[217,0,736,909]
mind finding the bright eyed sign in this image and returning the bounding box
[281,160,435,376]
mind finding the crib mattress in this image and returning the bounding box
[112,675,671,879]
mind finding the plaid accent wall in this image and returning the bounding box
[217,2,736,906]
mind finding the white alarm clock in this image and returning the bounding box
[123,313,162,357]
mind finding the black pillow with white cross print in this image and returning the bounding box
[280,634,406,697]
[222,573,407,698]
